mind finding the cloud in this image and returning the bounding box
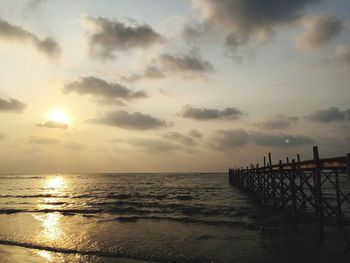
[257,114,298,129]
[92,98,127,106]
[0,97,26,113]
[211,129,250,150]
[306,107,350,122]
[330,45,350,66]
[28,135,61,144]
[162,132,196,146]
[123,66,165,83]
[64,76,147,102]
[191,0,321,49]
[128,138,178,153]
[36,120,68,129]
[251,132,315,147]
[159,51,214,76]
[86,16,163,59]
[296,15,343,50]
[64,141,86,150]
[188,129,203,138]
[25,0,46,12]
[182,22,212,43]
[0,18,60,57]
[181,105,242,120]
[125,50,213,80]
[0,133,5,140]
[210,128,314,150]
[88,110,168,130]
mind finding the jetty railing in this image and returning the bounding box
[229,146,350,239]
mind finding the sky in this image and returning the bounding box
[0,0,349,173]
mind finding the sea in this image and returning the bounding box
[0,173,348,263]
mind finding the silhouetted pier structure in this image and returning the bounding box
[229,146,350,239]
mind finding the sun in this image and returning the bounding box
[47,108,71,124]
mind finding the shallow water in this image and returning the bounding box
[0,173,348,262]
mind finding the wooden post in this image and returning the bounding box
[263,156,267,205]
[291,159,298,220]
[297,154,306,208]
[257,163,262,207]
[313,146,324,241]
[334,169,342,225]
[279,160,286,210]
[347,154,350,189]
[269,153,276,207]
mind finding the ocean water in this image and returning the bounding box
[0,173,348,262]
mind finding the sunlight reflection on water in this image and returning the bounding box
[36,250,53,261]
[33,176,68,257]
[33,213,63,241]
[44,177,66,190]
[37,176,68,210]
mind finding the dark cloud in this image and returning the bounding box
[92,98,127,106]
[297,15,343,50]
[28,135,61,144]
[36,120,68,129]
[210,128,314,150]
[86,17,163,59]
[0,97,26,113]
[306,107,350,122]
[211,129,250,150]
[159,52,214,75]
[181,105,242,120]
[188,129,203,138]
[257,114,298,129]
[251,132,315,147]
[64,76,147,102]
[89,110,168,130]
[125,50,213,80]
[0,18,60,57]
[330,45,350,66]
[128,138,178,153]
[192,0,321,49]
[124,66,165,83]
[182,22,213,44]
[162,132,196,146]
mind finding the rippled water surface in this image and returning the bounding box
[0,173,348,262]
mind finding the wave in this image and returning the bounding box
[0,239,143,261]
[0,208,254,229]
[0,209,25,214]
[0,192,194,202]
[99,215,256,229]
[0,194,68,198]
[0,176,43,180]
[0,200,243,219]
[0,208,102,215]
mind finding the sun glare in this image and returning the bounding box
[47,108,71,124]
[45,177,65,189]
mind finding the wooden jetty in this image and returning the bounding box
[229,146,350,240]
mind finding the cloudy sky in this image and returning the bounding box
[0,0,349,173]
